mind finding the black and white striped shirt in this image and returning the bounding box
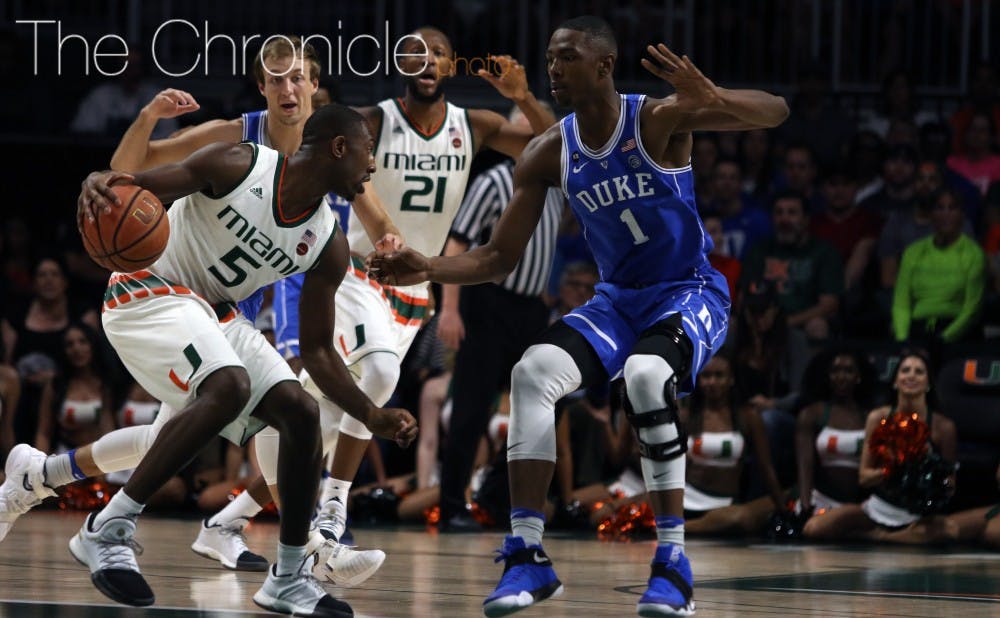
[450,161,563,297]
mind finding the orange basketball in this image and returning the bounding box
[81,185,169,273]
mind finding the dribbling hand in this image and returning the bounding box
[366,247,432,287]
[76,171,135,234]
[366,408,419,448]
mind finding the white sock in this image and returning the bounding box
[93,490,144,528]
[209,489,264,527]
[327,477,351,507]
[510,508,545,547]
[318,475,338,506]
[276,542,307,577]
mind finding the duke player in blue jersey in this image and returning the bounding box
[369,16,787,616]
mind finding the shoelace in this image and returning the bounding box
[97,537,145,571]
[219,521,249,544]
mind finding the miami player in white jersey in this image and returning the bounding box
[300,26,556,548]
[62,104,417,616]
[0,35,400,585]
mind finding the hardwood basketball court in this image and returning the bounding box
[1,511,997,617]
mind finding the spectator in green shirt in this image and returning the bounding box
[740,190,845,340]
[893,189,986,350]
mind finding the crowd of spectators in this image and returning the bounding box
[1,60,999,548]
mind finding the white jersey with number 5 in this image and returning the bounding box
[346,98,474,257]
[147,142,338,303]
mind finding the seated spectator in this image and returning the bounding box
[705,158,770,260]
[740,191,844,340]
[861,144,919,219]
[739,129,776,201]
[947,111,1000,196]
[549,261,599,324]
[949,63,1000,156]
[893,189,986,354]
[796,350,874,519]
[34,324,115,455]
[919,122,982,227]
[703,215,741,302]
[692,133,720,206]
[878,161,976,290]
[803,350,958,544]
[728,280,812,489]
[70,49,179,139]
[849,131,887,204]
[2,258,100,444]
[0,362,19,462]
[777,63,856,168]
[776,144,824,213]
[679,355,789,537]
[857,69,939,139]
[811,163,882,292]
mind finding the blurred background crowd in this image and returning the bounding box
[0,0,998,546]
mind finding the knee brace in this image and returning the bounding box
[507,343,583,462]
[622,374,687,462]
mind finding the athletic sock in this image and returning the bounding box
[208,489,264,527]
[43,450,86,489]
[93,490,144,528]
[510,508,545,547]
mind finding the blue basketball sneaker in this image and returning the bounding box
[636,544,695,616]
[482,536,563,617]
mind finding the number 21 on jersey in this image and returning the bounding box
[401,175,448,212]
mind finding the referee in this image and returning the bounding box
[437,111,563,532]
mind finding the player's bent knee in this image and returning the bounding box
[199,367,252,416]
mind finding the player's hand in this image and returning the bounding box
[77,171,135,231]
[374,233,405,252]
[478,55,529,101]
[144,88,201,120]
[366,407,418,448]
[641,44,722,113]
[366,247,432,286]
[436,308,465,350]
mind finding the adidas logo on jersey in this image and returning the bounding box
[249,187,263,199]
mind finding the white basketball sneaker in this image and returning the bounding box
[68,512,154,607]
[253,553,354,617]
[0,444,56,542]
[191,517,268,571]
[316,539,386,587]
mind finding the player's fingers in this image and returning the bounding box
[641,58,674,82]
[657,43,686,68]
[477,70,501,87]
[646,44,678,71]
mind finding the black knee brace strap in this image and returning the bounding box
[623,377,688,462]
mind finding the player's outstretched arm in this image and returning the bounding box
[299,232,418,448]
[472,55,557,158]
[368,130,558,286]
[642,43,788,132]
[110,88,240,172]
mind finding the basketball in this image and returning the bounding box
[80,184,169,272]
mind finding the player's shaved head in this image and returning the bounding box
[412,26,453,55]
[558,15,617,57]
[302,103,367,145]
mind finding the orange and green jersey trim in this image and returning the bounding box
[103,271,239,323]
[348,256,428,326]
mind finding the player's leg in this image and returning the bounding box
[68,295,250,607]
[0,406,176,542]
[483,321,608,617]
[318,349,399,542]
[246,381,354,617]
[314,271,408,546]
[623,314,698,617]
